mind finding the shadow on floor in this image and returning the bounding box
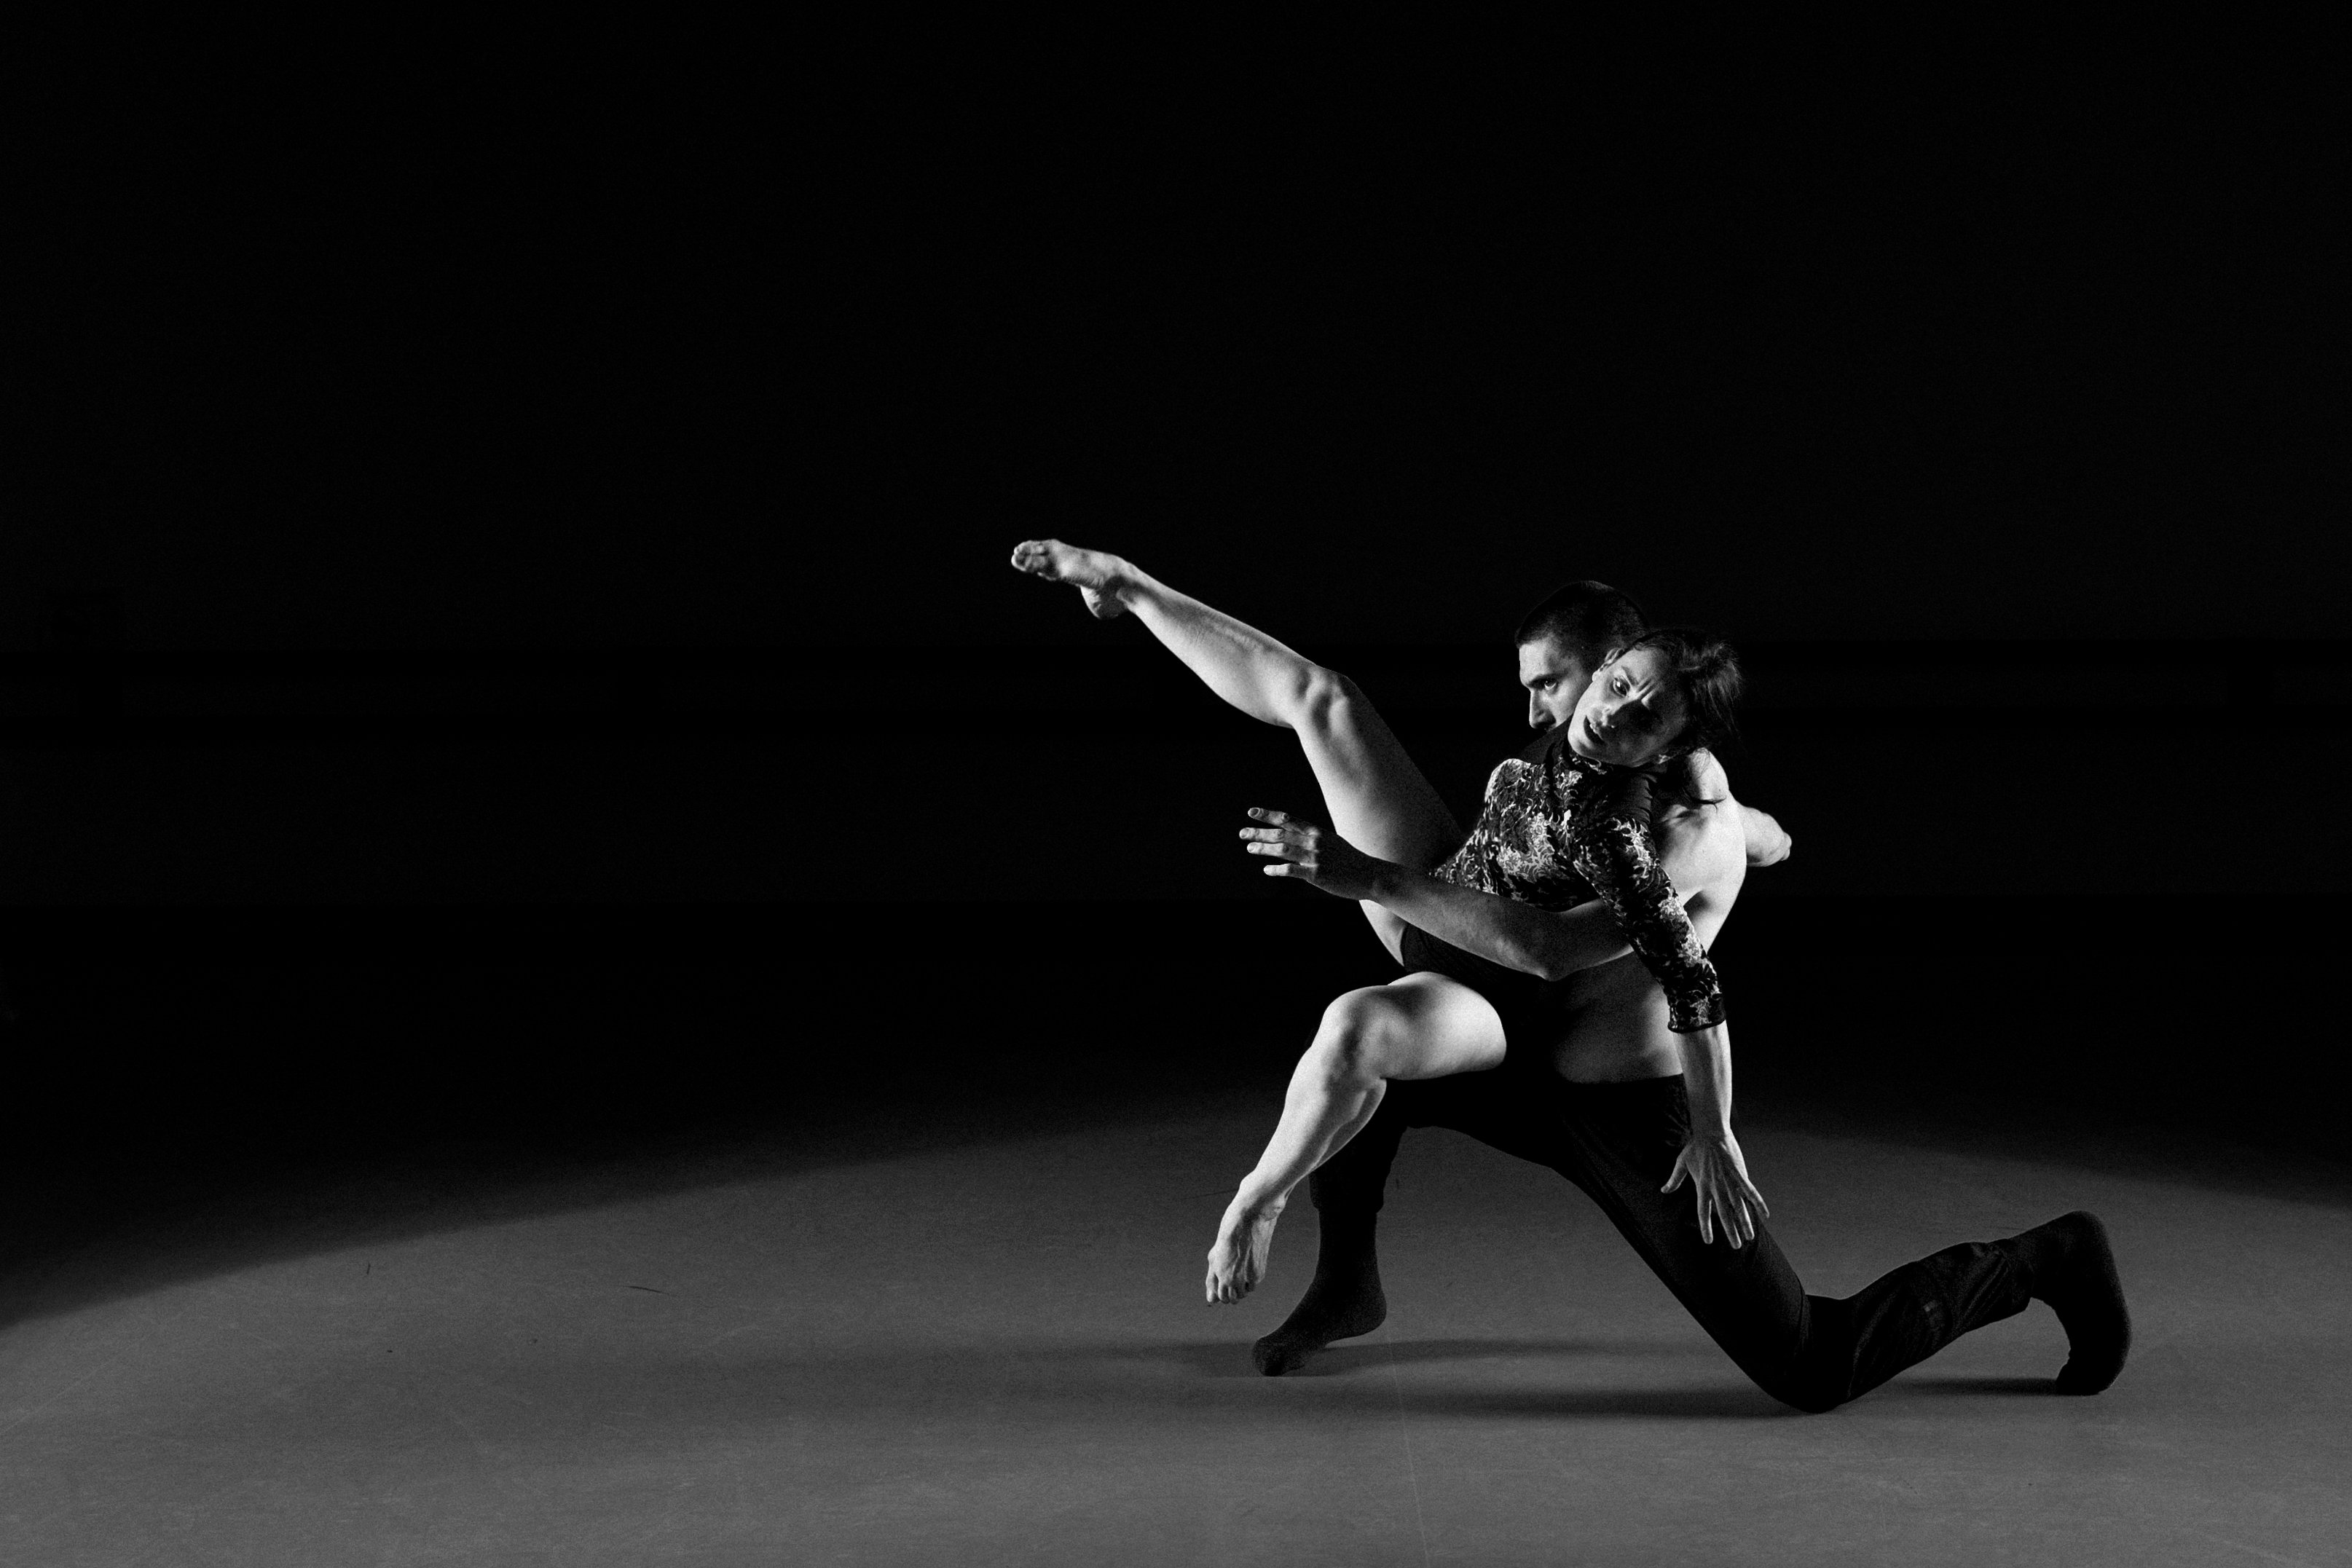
[4,898,2348,1336]
[74,1330,1810,1441]
[1887,1374,2068,1398]
[1130,1335,1700,1381]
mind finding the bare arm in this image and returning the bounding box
[1663,1020,1768,1246]
[1397,790,1743,982]
[1364,868,1640,982]
[1258,792,1746,983]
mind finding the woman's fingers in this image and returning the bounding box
[1726,1158,1769,1230]
[1669,1142,1767,1249]
[1683,1167,1755,1248]
[1741,1175,1770,1221]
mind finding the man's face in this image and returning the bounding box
[1517,636,1594,733]
[1563,645,1691,768]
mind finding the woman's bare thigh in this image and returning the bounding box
[1298,674,1463,872]
[1365,971,1508,1080]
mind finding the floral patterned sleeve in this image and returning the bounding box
[1569,813,1728,1034]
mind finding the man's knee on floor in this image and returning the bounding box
[1771,1378,1849,1415]
[1745,1356,1852,1414]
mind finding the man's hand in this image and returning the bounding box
[1239,808,1388,900]
[1663,1130,1769,1248]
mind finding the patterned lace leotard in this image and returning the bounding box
[1397,728,1727,1041]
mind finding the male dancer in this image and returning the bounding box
[1012,540,2128,1411]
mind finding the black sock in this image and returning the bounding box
[2013,1211,2130,1395]
[1251,1217,1386,1376]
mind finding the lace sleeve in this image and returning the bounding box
[1570,813,1727,1033]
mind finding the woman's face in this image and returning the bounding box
[1563,646,1691,768]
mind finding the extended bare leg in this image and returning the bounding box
[1204,973,1503,1304]
[1012,540,1462,955]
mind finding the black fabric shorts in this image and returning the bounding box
[1395,924,1560,1058]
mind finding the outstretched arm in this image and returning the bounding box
[1242,793,1745,983]
[1370,869,1644,980]
[1664,1021,1768,1247]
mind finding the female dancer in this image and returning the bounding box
[1008,539,1763,1304]
[1012,540,2130,1409]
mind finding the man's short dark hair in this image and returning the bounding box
[1512,580,1646,666]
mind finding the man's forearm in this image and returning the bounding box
[1367,865,1632,981]
[1675,1023,1734,1135]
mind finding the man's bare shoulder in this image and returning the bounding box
[1683,748,1731,800]
[1655,752,1745,893]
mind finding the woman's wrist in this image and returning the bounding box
[1680,1087,1733,1134]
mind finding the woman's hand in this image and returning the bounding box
[1663,1130,1769,1248]
[1239,808,1388,901]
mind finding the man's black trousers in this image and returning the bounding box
[1307,1070,2034,1411]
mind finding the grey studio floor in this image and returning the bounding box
[2,1092,2348,1567]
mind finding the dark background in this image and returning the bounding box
[1,28,2346,1250]
[8,31,2345,650]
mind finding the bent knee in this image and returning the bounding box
[1750,1364,1850,1414]
[1296,666,1366,733]
[1775,1384,1849,1415]
[1315,988,1410,1081]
